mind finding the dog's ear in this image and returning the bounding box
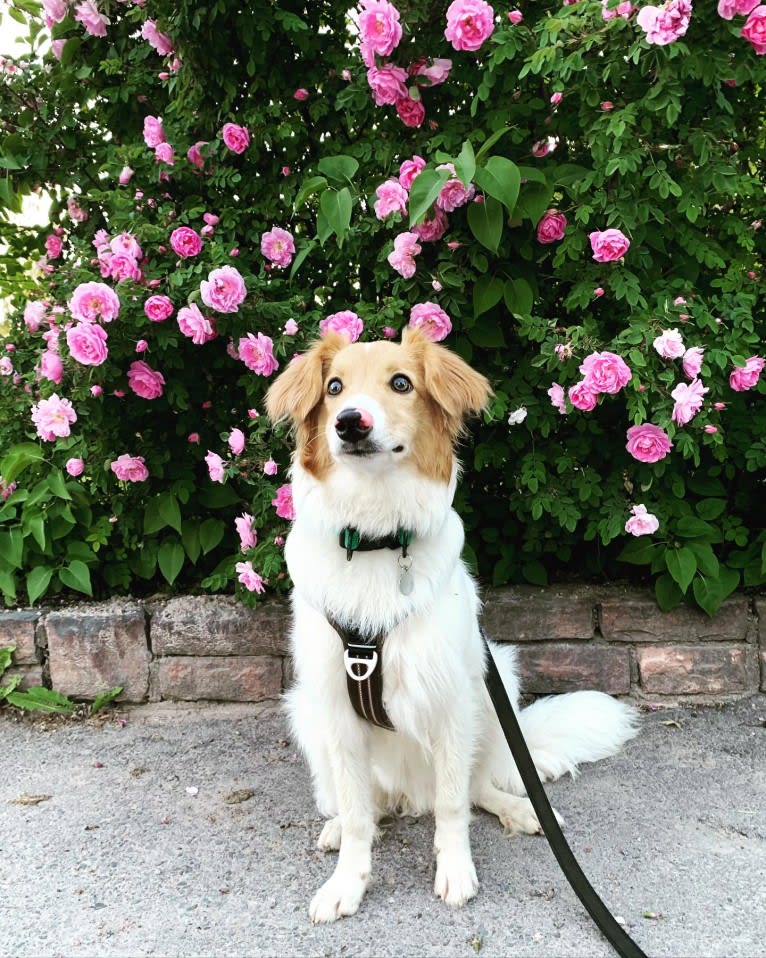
[403,327,492,434]
[265,334,346,425]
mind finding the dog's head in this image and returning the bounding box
[265,328,491,483]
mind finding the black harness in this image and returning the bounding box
[323,527,648,958]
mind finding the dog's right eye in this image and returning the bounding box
[327,378,343,396]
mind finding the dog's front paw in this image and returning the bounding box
[309,870,368,924]
[434,853,478,908]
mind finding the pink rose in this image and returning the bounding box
[74,1,109,37]
[66,322,109,366]
[729,355,765,391]
[143,116,165,148]
[127,360,165,400]
[741,5,766,52]
[69,281,120,323]
[411,58,452,86]
[636,0,692,45]
[284,318,299,336]
[548,382,567,414]
[579,351,632,394]
[238,332,279,376]
[187,141,208,170]
[221,122,250,154]
[110,232,142,259]
[357,0,403,56]
[445,0,495,51]
[408,302,452,342]
[626,423,672,463]
[388,232,422,278]
[200,266,247,313]
[412,207,449,243]
[367,63,409,106]
[717,0,758,18]
[45,234,63,259]
[118,166,134,185]
[154,142,175,165]
[532,137,557,158]
[170,226,203,258]
[178,304,217,344]
[319,310,364,342]
[107,252,142,282]
[682,346,704,379]
[671,378,709,425]
[436,164,475,211]
[589,228,631,262]
[31,393,77,442]
[261,227,296,268]
[508,9,523,23]
[652,328,685,360]
[398,155,426,190]
[66,457,85,477]
[205,451,226,483]
[235,561,266,593]
[264,459,279,476]
[568,380,599,411]
[272,483,296,520]
[24,301,46,332]
[144,295,174,322]
[135,340,148,354]
[625,504,660,536]
[293,88,310,101]
[235,514,257,551]
[395,93,426,128]
[38,350,62,384]
[141,19,174,55]
[374,179,408,219]
[228,428,246,455]
[536,209,568,244]
[43,0,69,22]
[111,454,149,482]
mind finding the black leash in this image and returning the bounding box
[482,634,648,958]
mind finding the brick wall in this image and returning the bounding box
[1,586,763,706]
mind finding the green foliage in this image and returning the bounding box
[0,0,764,615]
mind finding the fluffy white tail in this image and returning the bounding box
[519,691,639,783]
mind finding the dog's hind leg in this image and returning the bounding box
[472,780,564,835]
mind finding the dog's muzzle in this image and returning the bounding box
[335,407,375,452]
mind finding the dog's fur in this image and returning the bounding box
[266,328,637,923]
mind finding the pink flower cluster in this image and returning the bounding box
[261,227,296,269]
[729,356,765,391]
[625,504,660,536]
[178,304,217,344]
[408,303,452,341]
[319,310,364,342]
[388,232,422,278]
[357,0,454,128]
[636,0,693,46]
[31,393,77,442]
[238,332,279,376]
[564,351,632,411]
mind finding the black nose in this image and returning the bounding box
[335,408,372,444]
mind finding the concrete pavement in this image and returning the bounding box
[2,695,765,958]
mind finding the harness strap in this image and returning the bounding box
[326,615,395,731]
[482,632,648,958]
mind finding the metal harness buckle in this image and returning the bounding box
[343,645,378,681]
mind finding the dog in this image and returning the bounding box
[265,327,637,923]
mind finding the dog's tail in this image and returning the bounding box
[484,642,639,791]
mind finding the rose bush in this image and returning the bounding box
[0,0,764,614]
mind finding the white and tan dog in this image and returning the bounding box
[266,328,637,924]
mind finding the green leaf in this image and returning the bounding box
[158,539,184,585]
[58,560,93,597]
[675,516,719,540]
[474,157,521,214]
[692,568,740,616]
[408,167,450,227]
[0,645,15,675]
[317,154,359,184]
[47,469,72,500]
[617,538,657,566]
[665,546,697,593]
[319,187,353,244]
[473,275,504,318]
[467,316,507,349]
[181,521,201,564]
[503,278,534,316]
[467,196,503,252]
[90,686,123,714]
[655,572,683,611]
[696,498,727,521]
[199,518,225,554]
[454,139,476,188]
[0,674,22,701]
[522,560,548,587]
[26,566,54,606]
[144,492,182,535]
[0,569,17,604]
[294,175,328,209]
[289,242,313,279]
[6,686,76,714]
[0,528,24,569]
[0,442,44,484]
[515,182,553,224]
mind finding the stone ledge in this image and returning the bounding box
[0,587,762,705]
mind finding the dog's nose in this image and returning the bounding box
[335,407,373,444]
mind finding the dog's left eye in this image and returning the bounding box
[390,374,413,394]
[327,378,343,396]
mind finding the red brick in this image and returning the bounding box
[514,642,630,695]
[151,596,290,657]
[156,655,282,702]
[0,611,39,665]
[47,600,149,702]
[599,589,753,644]
[481,586,596,643]
[636,644,759,696]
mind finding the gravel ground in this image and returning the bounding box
[2,694,765,958]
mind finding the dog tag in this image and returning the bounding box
[398,556,414,596]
